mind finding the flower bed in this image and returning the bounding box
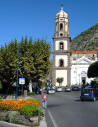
[0,99,43,126]
[0,99,41,111]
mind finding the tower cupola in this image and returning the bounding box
[54,6,69,38]
[56,6,68,18]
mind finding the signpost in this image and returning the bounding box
[19,78,25,85]
[19,78,25,96]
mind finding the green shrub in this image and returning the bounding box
[0,97,2,100]
[28,92,35,96]
[38,80,46,87]
[62,86,66,91]
[0,81,2,89]
[19,105,42,117]
[6,111,18,123]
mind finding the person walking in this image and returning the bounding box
[41,91,48,109]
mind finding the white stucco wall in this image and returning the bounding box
[56,70,67,86]
[71,57,95,86]
[65,24,68,31]
[55,40,68,51]
[55,55,68,67]
[71,64,90,86]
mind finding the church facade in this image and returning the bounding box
[71,51,98,86]
[52,7,71,86]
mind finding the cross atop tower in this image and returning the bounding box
[61,4,63,10]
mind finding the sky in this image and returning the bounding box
[0,0,98,50]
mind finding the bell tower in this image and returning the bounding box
[52,6,71,86]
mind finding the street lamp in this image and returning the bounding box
[16,47,19,99]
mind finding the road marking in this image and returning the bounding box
[48,110,59,127]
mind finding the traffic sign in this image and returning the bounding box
[19,78,25,85]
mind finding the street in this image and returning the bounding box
[0,91,98,127]
[45,91,98,127]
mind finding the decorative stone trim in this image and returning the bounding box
[53,51,70,55]
[54,67,71,70]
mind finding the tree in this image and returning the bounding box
[56,77,64,86]
[87,61,98,78]
[0,37,51,93]
[0,40,18,93]
[32,40,51,81]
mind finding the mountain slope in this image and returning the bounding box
[71,24,98,51]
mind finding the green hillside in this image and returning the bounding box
[71,24,98,51]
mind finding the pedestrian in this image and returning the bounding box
[41,90,48,109]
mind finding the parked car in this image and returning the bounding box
[72,86,80,91]
[56,86,63,92]
[45,86,50,91]
[65,87,71,92]
[47,88,55,94]
[36,88,42,94]
[80,88,96,101]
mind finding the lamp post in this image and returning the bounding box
[16,47,19,100]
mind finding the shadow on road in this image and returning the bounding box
[74,96,81,102]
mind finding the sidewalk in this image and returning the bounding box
[39,110,47,127]
[0,95,47,127]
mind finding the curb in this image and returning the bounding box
[0,121,29,127]
[39,110,47,127]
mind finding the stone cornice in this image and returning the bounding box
[53,36,70,40]
[53,66,71,70]
[72,63,91,65]
[51,50,71,55]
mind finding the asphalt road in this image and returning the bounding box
[45,91,98,127]
[1,91,98,127]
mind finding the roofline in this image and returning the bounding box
[72,51,98,54]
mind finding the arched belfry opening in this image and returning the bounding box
[60,23,63,31]
[59,42,64,50]
[59,59,64,67]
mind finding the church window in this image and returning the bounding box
[92,54,95,60]
[59,59,64,67]
[59,42,64,50]
[60,23,63,31]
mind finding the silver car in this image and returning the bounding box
[48,88,55,94]
[56,86,63,92]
